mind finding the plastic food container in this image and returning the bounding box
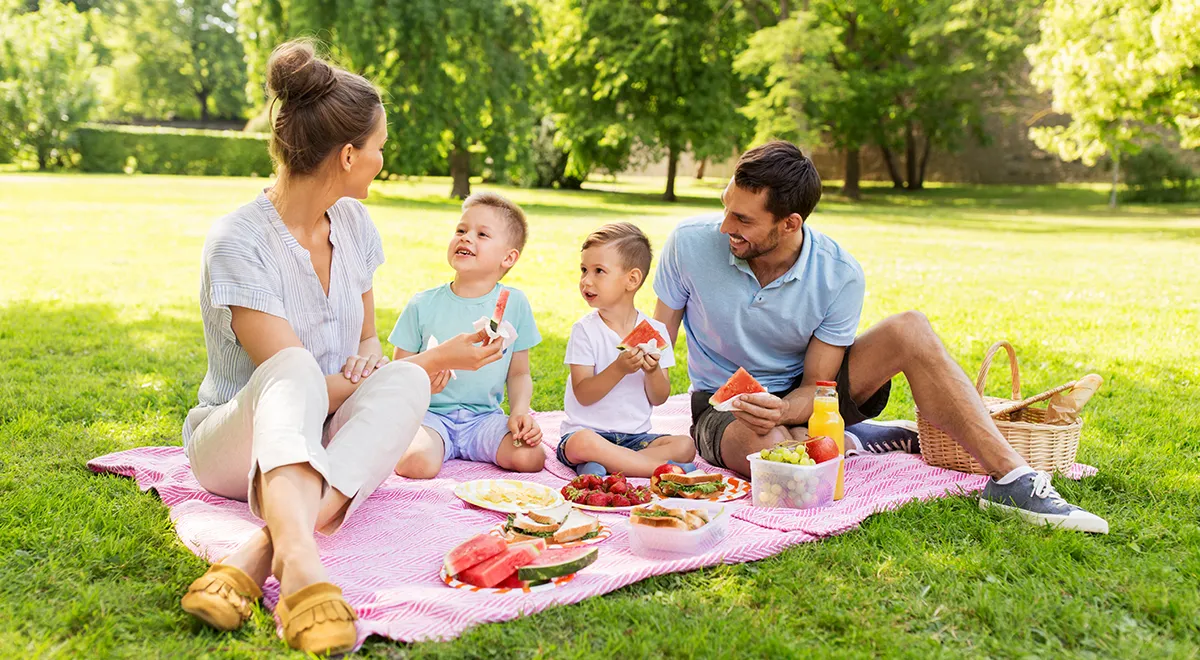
[747,453,842,509]
[627,498,729,558]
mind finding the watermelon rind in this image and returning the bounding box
[516,547,598,581]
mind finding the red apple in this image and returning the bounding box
[804,435,840,463]
[650,463,685,488]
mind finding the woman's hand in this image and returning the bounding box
[342,354,388,383]
[429,329,505,372]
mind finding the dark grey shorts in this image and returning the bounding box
[689,345,891,469]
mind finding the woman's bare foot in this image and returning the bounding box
[271,536,329,597]
[220,527,273,586]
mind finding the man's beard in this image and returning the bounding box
[730,225,781,260]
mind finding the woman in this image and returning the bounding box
[177,41,502,655]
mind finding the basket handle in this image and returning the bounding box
[975,341,1021,401]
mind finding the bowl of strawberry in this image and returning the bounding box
[561,473,654,511]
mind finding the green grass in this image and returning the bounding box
[1,172,1198,658]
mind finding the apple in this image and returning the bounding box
[804,435,840,463]
[650,463,685,487]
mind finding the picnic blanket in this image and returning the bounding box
[87,395,1096,648]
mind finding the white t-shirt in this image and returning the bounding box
[561,310,676,436]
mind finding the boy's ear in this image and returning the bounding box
[626,267,644,291]
[503,248,520,269]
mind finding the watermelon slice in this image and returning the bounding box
[616,319,668,352]
[456,539,545,588]
[708,367,766,408]
[489,288,511,332]
[516,546,598,582]
[443,533,507,577]
[496,573,551,590]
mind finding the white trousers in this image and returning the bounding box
[185,346,430,533]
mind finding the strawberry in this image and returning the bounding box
[604,473,626,489]
[569,475,589,489]
[610,494,631,507]
[570,489,590,504]
[607,480,628,495]
[585,491,611,507]
[581,475,603,490]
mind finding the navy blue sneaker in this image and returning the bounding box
[980,471,1108,534]
[846,420,920,455]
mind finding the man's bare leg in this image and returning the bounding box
[844,311,1024,479]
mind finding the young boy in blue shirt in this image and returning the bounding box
[389,192,545,478]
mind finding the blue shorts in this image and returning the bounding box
[423,408,511,464]
[556,430,666,469]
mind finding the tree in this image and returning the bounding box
[105,0,247,122]
[0,0,97,169]
[1027,0,1200,208]
[546,0,751,201]
[239,0,539,198]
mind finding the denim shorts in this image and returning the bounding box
[423,408,511,464]
[555,430,666,469]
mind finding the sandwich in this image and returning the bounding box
[629,504,711,531]
[652,470,727,499]
[504,504,600,543]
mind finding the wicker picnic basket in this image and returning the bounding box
[917,341,1082,475]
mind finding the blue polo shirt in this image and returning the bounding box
[653,214,865,392]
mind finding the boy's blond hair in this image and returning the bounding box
[581,222,653,288]
[462,192,528,252]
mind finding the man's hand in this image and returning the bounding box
[732,392,788,436]
[508,413,543,447]
[342,354,388,383]
[615,347,644,375]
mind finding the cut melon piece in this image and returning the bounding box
[516,546,598,582]
[443,533,507,577]
[456,539,545,588]
[489,288,511,332]
[708,367,766,408]
[496,573,551,590]
[616,319,667,351]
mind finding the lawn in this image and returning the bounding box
[1,172,1198,658]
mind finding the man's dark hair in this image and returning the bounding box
[733,141,823,220]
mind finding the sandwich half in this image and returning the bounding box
[654,470,727,499]
[551,508,601,544]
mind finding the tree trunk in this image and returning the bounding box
[915,132,932,190]
[663,145,679,202]
[780,0,790,20]
[36,144,48,171]
[842,147,861,200]
[879,145,904,188]
[904,120,919,191]
[449,147,471,199]
[197,90,210,123]
[1109,150,1120,209]
[695,157,707,180]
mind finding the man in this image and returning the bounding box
[653,141,1107,533]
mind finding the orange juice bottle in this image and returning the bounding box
[808,381,846,501]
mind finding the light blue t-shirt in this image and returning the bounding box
[653,214,864,392]
[388,283,541,414]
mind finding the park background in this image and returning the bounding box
[1,0,1198,657]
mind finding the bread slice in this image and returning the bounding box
[510,513,559,534]
[527,502,573,526]
[630,514,690,530]
[552,509,600,543]
[660,470,724,485]
[682,511,708,530]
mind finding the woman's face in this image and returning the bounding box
[341,108,387,199]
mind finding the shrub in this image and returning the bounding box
[1123,144,1197,203]
[76,124,273,176]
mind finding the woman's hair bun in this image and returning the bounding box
[267,40,337,109]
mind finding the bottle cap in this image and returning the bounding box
[815,380,837,387]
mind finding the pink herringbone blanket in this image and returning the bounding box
[87,395,1096,647]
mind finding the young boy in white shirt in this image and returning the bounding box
[556,223,696,477]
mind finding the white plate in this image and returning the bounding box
[453,479,564,514]
[439,565,576,594]
[651,475,751,503]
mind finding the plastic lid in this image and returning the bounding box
[815,380,837,387]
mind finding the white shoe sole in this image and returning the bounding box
[979,498,1109,534]
[864,419,919,433]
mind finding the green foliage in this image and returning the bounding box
[1122,144,1198,203]
[0,0,97,170]
[238,0,539,197]
[1027,0,1200,204]
[100,0,248,122]
[544,0,751,199]
[75,123,272,176]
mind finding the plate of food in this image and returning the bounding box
[560,473,655,511]
[649,464,750,502]
[454,479,564,514]
[490,502,612,547]
[627,499,729,557]
[441,533,599,593]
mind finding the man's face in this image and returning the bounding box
[719,178,782,261]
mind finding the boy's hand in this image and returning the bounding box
[508,413,543,447]
[616,347,644,375]
[639,351,660,373]
[343,354,388,383]
[429,370,452,395]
